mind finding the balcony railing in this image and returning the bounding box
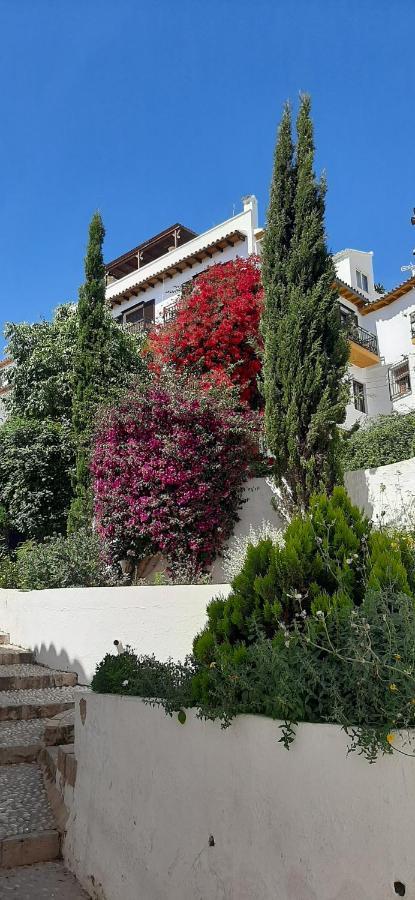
[118,321,153,336]
[347,324,379,356]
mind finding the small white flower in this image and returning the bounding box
[316,610,324,619]
[122,679,129,687]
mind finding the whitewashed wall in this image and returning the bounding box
[345,457,415,527]
[0,585,227,684]
[66,693,415,900]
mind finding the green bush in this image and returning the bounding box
[91,589,415,761]
[193,488,414,664]
[1,529,123,591]
[342,413,415,471]
[92,649,197,703]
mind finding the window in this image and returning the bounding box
[123,299,155,329]
[410,311,415,339]
[356,271,369,293]
[352,380,366,413]
[389,359,411,401]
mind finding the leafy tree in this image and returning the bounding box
[68,212,146,532]
[4,305,78,422]
[261,96,349,510]
[0,418,74,541]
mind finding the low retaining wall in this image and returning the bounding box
[0,585,228,683]
[345,457,415,527]
[66,692,415,900]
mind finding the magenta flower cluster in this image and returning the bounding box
[91,376,255,576]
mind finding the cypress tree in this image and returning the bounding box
[261,102,296,477]
[68,212,112,532]
[261,96,349,511]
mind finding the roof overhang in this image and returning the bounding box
[334,278,369,310]
[361,274,415,314]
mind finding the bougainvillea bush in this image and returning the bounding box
[149,257,263,406]
[92,374,257,578]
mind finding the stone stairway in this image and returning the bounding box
[0,632,88,897]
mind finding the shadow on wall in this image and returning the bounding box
[33,643,90,686]
[344,469,374,522]
[211,478,284,582]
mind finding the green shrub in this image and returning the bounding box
[92,649,197,704]
[11,529,122,590]
[193,488,415,664]
[342,413,415,471]
[91,589,415,761]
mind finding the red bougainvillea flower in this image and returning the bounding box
[91,373,258,578]
[150,256,263,407]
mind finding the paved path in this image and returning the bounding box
[0,633,89,896]
[0,861,89,898]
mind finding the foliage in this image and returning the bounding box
[91,648,197,701]
[1,528,123,591]
[150,257,263,406]
[4,302,146,426]
[193,487,415,664]
[91,589,415,762]
[261,97,349,510]
[0,417,74,541]
[4,305,78,422]
[68,213,147,532]
[92,373,257,578]
[342,412,415,471]
[222,521,284,583]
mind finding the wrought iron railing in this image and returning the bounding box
[119,321,153,335]
[347,323,379,356]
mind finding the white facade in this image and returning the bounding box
[106,195,260,327]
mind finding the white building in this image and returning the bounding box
[105,195,261,329]
[334,248,415,426]
[105,195,415,429]
[2,195,415,432]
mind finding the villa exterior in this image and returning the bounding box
[104,194,415,428]
[2,194,415,431]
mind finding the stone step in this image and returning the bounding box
[57,744,77,788]
[0,720,46,765]
[0,647,35,666]
[0,861,90,898]
[39,745,59,782]
[0,763,60,868]
[0,634,10,646]
[44,708,75,747]
[0,686,85,722]
[0,664,77,692]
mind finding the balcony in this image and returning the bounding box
[347,324,380,368]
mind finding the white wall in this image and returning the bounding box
[344,363,392,428]
[345,457,415,527]
[0,585,227,684]
[66,693,415,900]
[334,249,376,299]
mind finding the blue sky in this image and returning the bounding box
[0,0,414,344]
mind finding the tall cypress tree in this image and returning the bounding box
[67,212,112,532]
[261,103,296,477]
[261,96,349,511]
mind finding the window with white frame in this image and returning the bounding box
[388,359,411,401]
[352,379,366,413]
[356,270,369,293]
